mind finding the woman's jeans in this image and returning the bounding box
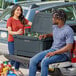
[29,49,69,76]
[8,42,20,70]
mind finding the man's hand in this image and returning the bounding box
[39,34,47,40]
[45,52,56,57]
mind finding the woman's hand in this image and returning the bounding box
[28,22,32,26]
[16,29,23,34]
[8,27,22,35]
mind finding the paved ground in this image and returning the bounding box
[0,43,9,54]
[20,67,41,76]
[20,66,51,76]
[20,67,29,76]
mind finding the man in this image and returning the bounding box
[29,9,74,76]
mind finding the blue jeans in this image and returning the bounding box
[8,42,20,70]
[29,49,69,76]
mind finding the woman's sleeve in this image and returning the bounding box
[7,18,12,28]
[25,18,29,24]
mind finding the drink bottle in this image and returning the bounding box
[7,71,16,76]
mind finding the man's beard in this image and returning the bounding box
[53,22,58,25]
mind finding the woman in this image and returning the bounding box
[7,4,32,70]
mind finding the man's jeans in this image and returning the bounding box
[8,42,20,70]
[29,49,69,76]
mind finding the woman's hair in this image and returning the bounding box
[52,9,67,23]
[10,4,26,25]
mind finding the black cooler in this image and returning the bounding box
[14,12,53,57]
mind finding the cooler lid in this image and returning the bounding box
[31,12,53,34]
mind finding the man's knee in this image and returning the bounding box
[30,57,38,66]
[41,58,49,67]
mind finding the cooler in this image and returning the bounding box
[14,12,53,57]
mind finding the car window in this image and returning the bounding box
[0,8,11,21]
[73,5,76,18]
[23,10,28,17]
[54,5,75,21]
[40,5,75,21]
[26,9,36,22]
[41,8,52,13]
